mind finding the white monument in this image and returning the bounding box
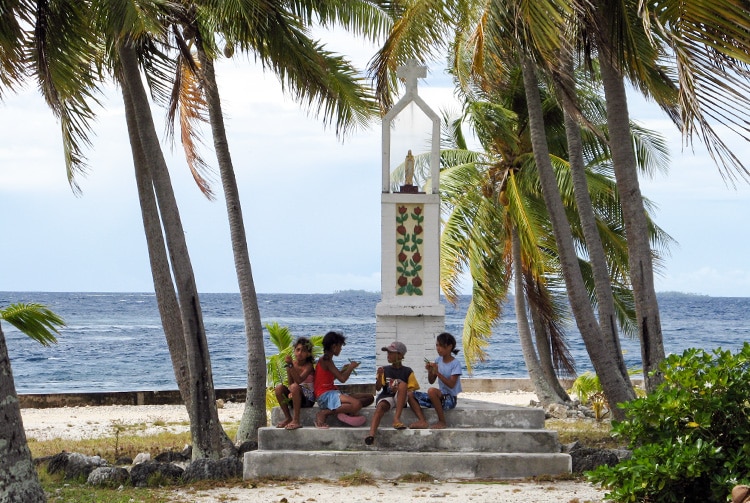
[375,60,445,386]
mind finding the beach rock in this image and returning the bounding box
[87,466,130,486]
[237,439,258,456]
[46,451,109,481]
[546,403,568,419]
[130,461,184,487]
[115,456,133,466]
[133,452,151,465]
[183,457,243,481]
[570,447,620,473]
[155,449,190,463]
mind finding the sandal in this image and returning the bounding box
[393,421,407,430]
[285,422,302,430]
[364,435,375,445]
[337,413,367,427]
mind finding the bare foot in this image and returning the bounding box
[285,421,302,430]
[409,420,429,429]
[315,410,330,429]
[430,421,447,429]
[276,418,292,428]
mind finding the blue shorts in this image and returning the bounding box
[413,391,458,410]
[316,390,342,410]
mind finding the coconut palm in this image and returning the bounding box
[437,68,671,407]
[162,0,385,442]
[0,303,64,502]
[572,0,750,392]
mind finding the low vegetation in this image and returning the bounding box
[588,343,750,503]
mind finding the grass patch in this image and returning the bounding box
[339,469,376,486]
[546,418,619,449]
[398,472,434,483]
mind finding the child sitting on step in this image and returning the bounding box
[364,341,428,445]
[413,332,463,429]
[274,336,315,430]
[313,330,366,429]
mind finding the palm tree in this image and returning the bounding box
[575,0,750,391]
[437,69,671,407]
[0,303,64,502]
[163,0,385,442]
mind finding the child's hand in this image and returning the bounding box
[284,355,293,365]
[376,366,384,377]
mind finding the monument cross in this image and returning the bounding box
[397,60,427,96]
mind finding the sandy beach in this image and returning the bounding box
[20,391,608,502]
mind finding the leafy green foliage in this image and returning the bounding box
[588,344,750,502]
[1,303,65,346]
[264,322,322,410]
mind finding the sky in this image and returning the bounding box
[1,33,749,298]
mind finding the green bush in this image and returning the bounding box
[588,343,750,502]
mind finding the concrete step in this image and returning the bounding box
[258,426,560,453]
[270,398,545,429]
[243,450,572,480]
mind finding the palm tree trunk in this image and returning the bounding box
[598,54,666,392]
[195,42,267,442]
[0,323,46,503]
[119,44,229,459]
[511,228,564,407]
[121,80,194,421]
[520,54,635,419]
[560,74,630,384]
[528,300,571,401]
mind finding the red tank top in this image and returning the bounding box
[313,359,337,398]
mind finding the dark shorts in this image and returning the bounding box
[413,391,458,410]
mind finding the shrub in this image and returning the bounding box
[588,343,750,502]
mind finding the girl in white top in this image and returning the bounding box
[413,332,463,429]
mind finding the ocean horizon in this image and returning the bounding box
[2,291,748,394]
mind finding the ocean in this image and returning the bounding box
[1,291,748,394]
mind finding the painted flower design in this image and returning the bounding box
[396,203,424,296]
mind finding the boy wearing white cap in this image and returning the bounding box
[364,341,428,445]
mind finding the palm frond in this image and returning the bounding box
[1,303,64,347]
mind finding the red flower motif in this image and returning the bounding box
[397,276,408,287]
[398,206,407,214]
[413,207,422,215]
[398,252,407,263]
[412,276,422,287]
[413,225,423,235]
[412,252,421,263]
[396,225,406,235]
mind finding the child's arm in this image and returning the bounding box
[375,366,385,392]
[288,362,313,385]
[434,371,459,390]
[426,362,438,384]
[324,358,359,383]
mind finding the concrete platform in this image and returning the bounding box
[245,398,569,481]
[270,398,546,429]
[244,450,571,480]
[259,426,560,453]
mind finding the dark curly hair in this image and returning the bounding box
[322,330,346,352]
[436,332,460,355]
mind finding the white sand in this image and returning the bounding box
[20,391,607,502]
[20,391,540,442]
